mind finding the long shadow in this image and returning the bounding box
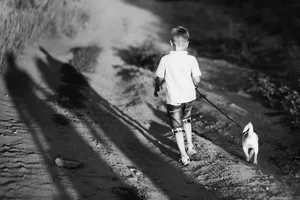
[35,47,219,199]
[4,52,141,200]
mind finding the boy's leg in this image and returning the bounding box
[174,128,188,158]
[167,104,189,160]
[182,101,197,155]
[183,121,193,147]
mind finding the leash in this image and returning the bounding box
[196,89,242,128]
[195,90,293,197]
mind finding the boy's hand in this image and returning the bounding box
[154,77,164,97]
[192,76,200,90]
[154,87,159,97]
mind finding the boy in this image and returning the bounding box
[154,26,201,165]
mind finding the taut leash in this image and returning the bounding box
[196,89,242,128]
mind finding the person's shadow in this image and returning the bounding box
[32,46,219,199]
[4,52,142,200]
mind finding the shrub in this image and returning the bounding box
[249,74,300,131]
[117,40,165,72]
[0,0,89,73]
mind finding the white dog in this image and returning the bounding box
[242,122,259,165]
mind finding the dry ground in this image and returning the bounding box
[0,0,300,199]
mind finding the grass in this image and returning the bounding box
[0,0,89,73]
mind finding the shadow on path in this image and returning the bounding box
[32,46,219,200]
[4,52,143,200]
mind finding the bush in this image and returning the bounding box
[0,0,89,73]
[117,40,165,72]
[249,74,300,131]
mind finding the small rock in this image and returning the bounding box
[128,166,142,176]
[127,176,138,182]
[54,155,84,169]
[265,187,269,191]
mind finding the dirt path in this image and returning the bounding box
[0,0,299,199]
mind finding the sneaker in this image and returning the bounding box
[187,146,197,156]
[180,155,190,166]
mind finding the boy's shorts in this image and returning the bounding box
[167,101,193,133]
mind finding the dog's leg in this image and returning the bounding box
[243,145,250,162]
[249,149,254,161]
[253,146,258,165]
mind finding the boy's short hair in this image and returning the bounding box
[171,26,190,41]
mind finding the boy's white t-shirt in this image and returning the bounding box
[155,51,201,105]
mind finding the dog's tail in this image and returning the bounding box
[243,122,254,133]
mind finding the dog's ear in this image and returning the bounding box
[247,122,254,133]
[242,124,250,133]
[243,122,253,133]
[242,127,249,134]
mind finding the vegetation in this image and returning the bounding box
[248,74,300,131]
[2,0,299,132]
[223,0,300,133]
[117,40,165,72]
[169,0,300,133]
[70,45,102,73]
[0,0,89,73]
[119,37,300,133]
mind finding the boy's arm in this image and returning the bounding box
[191,57,201,89]
[154,77,164,97]
[154,57,166,97]
[192,75,200,89]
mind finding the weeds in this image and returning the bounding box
[0,0,89,73]
[249,74,300,132]
[117,40,165,72]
